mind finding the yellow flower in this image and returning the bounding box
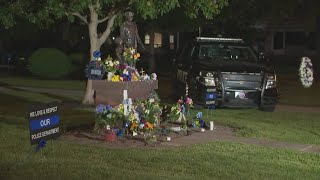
[117,104,124,113]
[111,75,120,82]
[132,75,139,81]
[129,113,135,121]
[130,122,138,131]
[146,122,153,129]
[133,53,140,60]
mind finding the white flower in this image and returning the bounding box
[134,112,140,120]
[149,98,155,103]
[109,61,114,67]
[139,124,145,129]
[151,73,157,80]
[307,69,313,76]
[299,57,314,88]
[143,74,150,80]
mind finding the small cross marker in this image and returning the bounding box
[140,68,145,76]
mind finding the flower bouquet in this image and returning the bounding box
[103,55,120,81]
[93,104,126,134]
[168,97,193,130]
[123,47,140,68]
[103,55,120,73]
[191,112,206,128]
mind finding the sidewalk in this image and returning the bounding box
[162,126,320,153]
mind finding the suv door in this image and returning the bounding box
[174,42,195,84]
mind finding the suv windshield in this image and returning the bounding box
[199,44,257,63]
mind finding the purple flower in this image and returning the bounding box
[196,112,202,118]
[96,104,106,113]
[106,105,113,111]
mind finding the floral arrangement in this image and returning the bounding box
[123,47,140,67]
[128,95,162,135]
[299,57,314,88]
[109,65,141,82]
[103,55,120,73]
[93,92,163,139]
[93,104,126,133]
[85,51,105,80]
[168,97,193,129]
[191,112,206,128]
[91,50,157,82]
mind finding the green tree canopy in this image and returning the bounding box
[0,0,229,105]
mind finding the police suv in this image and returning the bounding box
[172,37,278,111]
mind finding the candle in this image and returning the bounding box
[166,137,171,141]
[123,90,128,116]
[210,121,214,131]
[128,98,132,112]
[133,131,138,136]
[123,90,128,100]
[201,128,205,132]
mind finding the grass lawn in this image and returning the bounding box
[1,126,320,180]
[1,75,320,179]
[209,109,320,145]
[277,74,320,106]
[0,75,86,90]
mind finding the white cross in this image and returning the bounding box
[140,68,145,76]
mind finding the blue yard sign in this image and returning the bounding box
[28,103,60,145]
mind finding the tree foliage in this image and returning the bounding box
[1,0,228,28]
[0,0,229,105]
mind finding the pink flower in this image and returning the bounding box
[185,97,192,104]
[121,64,127,69]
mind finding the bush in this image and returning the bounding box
[28,48,72,79]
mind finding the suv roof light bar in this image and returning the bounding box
[196,37,244,43]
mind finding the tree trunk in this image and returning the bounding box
[82,11,117,105]
[82,15,101,105]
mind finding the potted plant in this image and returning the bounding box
[94,104,125,142]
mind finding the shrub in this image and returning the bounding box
[28,48,72,79]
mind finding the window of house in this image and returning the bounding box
[273,32,284,50]
[306,32,316,50]
[286,32,305,45]
[169,35,174,49]
[154,33,162,48]
[144,34,150,44]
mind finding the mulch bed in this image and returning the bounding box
[59,126,205,148]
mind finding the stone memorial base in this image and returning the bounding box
[92,80,158,106]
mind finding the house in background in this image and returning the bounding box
[253,17,317,57]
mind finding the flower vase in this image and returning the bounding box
[128,61,136,68]
[105,130,117,142]
[107,72,114,81]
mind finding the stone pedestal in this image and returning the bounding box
[92,80,158,106]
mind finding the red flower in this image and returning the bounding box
[141,119,147,124]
